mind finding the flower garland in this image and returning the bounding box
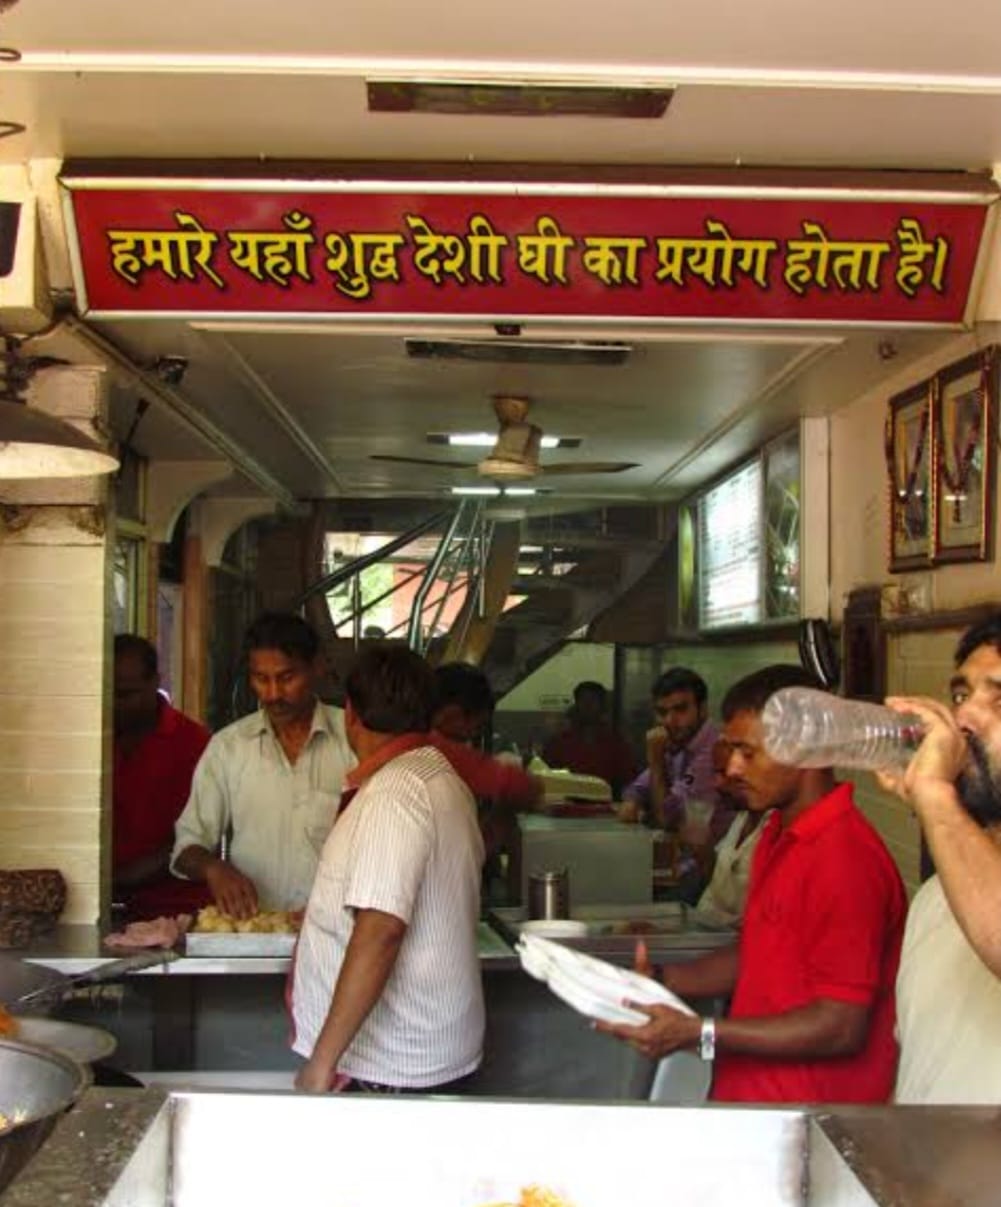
[938,359,988,525]
[886,404,930,537]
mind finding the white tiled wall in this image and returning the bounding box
[0,368,112,926]
[0,532,110,924]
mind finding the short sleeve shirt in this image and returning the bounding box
[171,702,355,909]
[623,720,732,840]
[113,701,210,870]
[711,783,906,1105]
[291,745,485,1088]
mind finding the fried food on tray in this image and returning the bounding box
[0,1108,27,1134]
[0,1005,18,1038]
[484,1188,574,1207]
[193,905,298,934]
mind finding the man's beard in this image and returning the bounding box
[956,734,1001,826]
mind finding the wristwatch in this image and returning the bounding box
[699,1017,716,1062]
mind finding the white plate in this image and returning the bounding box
[547,964,653,1026]
[14,1017,117,1065]
[517,933,694,1026]
[519,919,589,940]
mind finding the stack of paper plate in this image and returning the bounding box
[517,932,694,1026]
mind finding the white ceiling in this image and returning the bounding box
[90,319,959,505]
[4,0,1001,170]
[2,0,999,508]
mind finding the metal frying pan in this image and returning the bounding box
[11,1017,117,1065]
[0,955,65,1017]
[0,950,177,1016]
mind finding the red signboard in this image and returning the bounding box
[61,181,993,324]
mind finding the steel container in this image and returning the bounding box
[0,1038,90,1194]
[527,868,570,919]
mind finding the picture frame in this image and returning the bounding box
[886,379,934,571]
[932,347,997,564]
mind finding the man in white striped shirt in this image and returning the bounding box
[291,646,485,1093]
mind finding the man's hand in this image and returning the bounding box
[878,696,969,809]
[595,1002,701,1061]
[646,725,669,768]
[205,860,258,919]
[617,799,642,824]
[295,1058,336,1093]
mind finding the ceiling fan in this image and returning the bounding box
[370,395,638,481]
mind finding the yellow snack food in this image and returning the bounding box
[193,906,297,934]
[482,1189,573,1207]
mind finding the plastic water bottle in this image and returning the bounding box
[761,687,926,770]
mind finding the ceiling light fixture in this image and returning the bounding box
[447,432,560,450]
[449,485,539,498]
[0,403,119,478]
[429,432,578,450]
[0,338,118,479]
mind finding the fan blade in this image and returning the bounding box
[538,461,639,476]
[369,455,476,470]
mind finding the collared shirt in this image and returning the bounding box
[696,811,764,926]
[291,743,485,1088]
[895,874,1001,1104]
[171,701,355,910]
[113,700,211,918]
[711,783,906,1105]
[623,720,730,839]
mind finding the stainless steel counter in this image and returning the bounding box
[13,922,713,1099]
[21,921,519,976]
[7,1089,1001,1206]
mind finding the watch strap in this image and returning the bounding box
[699,1016,716,1062]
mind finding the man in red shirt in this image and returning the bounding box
[430,662,539,807]
[543,681,636,796]
[599,664,906,1105]
[113,635,211,919]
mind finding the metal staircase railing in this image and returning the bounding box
[296,499,490,654]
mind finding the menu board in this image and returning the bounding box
[698,459,762,629]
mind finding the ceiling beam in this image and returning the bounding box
[59,314,299,509]
[16,53,1001,99]
[199,330,343,492]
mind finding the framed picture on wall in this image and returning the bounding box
[886,379,934,571]
[933,347,997,564]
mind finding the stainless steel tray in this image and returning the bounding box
[184,933,296,958]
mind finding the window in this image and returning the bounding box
[699,459,763,629]
[323,531,470,641]
[691,430,800,631]
[112,535,143,634]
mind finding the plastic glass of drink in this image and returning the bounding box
[683,798,715,845]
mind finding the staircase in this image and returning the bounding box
[293,500,671,703]
[477,506,672,698]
